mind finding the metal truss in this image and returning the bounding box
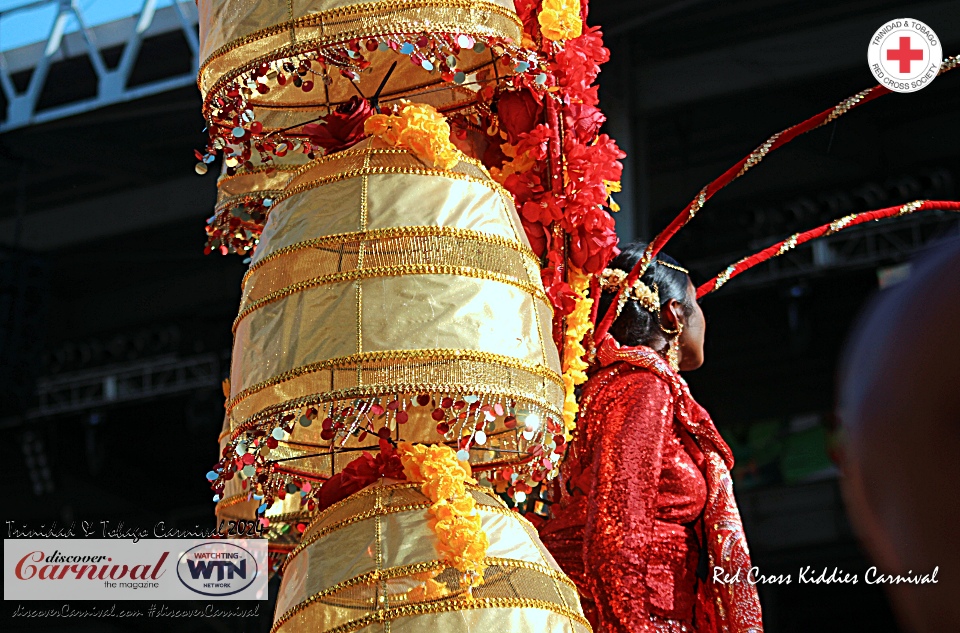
[32,352,220,418]
[691,212,960,293]
[0,0,198,132]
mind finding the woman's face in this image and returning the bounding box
[678,279,706,371]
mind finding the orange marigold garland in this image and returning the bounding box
[364,102,462,170]
[560,266,592,438]
[398,443,489,592]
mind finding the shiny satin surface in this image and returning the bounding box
[273,480,590,633]
[198,0,521,110]
[351,607,590,632]
[227,141,562,436]
[199,0,518,64]
[540,340,763,633]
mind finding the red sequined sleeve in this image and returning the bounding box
[582,370,673,632]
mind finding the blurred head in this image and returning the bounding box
[596,242,706,370]
[839,238,960,633]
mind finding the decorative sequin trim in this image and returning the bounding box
[226,349,564,414]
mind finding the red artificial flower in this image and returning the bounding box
[541,266,578,316]
[553,26,609,92]
[517,123,558,161]
[520,197,564,226]
[302,96,373,154]
[513,0,542,42]
[564,102,606,144]
[568,210,618,273]
[498,87,544,145]
[317,439,405,511]
[521,216,551,257]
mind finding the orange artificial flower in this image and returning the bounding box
[538,0,583,42]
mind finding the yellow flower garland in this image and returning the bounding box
[398,443,489,593]
[538,0,583,42]
[560,266,593,438]
[364,103,462,170]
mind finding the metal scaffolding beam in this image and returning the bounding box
[0,0,198,132]
[33,352,220,418]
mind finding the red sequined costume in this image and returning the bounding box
[539,336,763,633]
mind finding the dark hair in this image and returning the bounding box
[596,242,695,348]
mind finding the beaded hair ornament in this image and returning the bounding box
[598,259,689,322]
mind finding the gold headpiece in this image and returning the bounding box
[598,268,660,313]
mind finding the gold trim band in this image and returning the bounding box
[199,0,523,99]
[233,264,549,332]
[227,348,564,414]
[272,556,581,633]
[245,225,539,286]
[272,596,590,633]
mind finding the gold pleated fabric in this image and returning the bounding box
[225,138,563,480]
[198,0,522,120]
[272,480,591,633]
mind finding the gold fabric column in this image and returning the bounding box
[272,481,590,633]
[227,139,563,484]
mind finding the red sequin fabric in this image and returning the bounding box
[540,337,763,633]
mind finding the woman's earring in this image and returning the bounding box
[666,322,683,372]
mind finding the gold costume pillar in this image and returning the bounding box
[197,1,589,630]
[227,139,563,487]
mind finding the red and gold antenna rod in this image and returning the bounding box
[696,200,960,298]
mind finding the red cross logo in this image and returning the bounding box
[886,36,924,73]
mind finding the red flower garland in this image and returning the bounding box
[489,1,624,336]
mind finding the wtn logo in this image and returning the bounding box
[186,559,247,581]
[176,543,259,597]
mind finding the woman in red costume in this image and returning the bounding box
[539,242,764,633]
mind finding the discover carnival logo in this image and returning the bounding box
[868,18,942,93]
[3,538,267,601]
[176,542,259,597]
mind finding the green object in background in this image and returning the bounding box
[781,424,835,483]
[746,419,784,467]
[730,418,785,489]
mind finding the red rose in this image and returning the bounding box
[498,88,544,145]
[302,95,373,154]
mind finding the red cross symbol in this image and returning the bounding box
[886,36,924,73]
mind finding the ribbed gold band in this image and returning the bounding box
[200,0,523,111]
[226,348,565,428]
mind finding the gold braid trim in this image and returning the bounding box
[228,349,562,412]
[200,2,524,118]
[285,498,522,572]
[272,596,590,633]
[199,0,522,90]
[271,164,508,207]
[229,386,563,437]
[233,263,549,332]
[214,496,310,525]
[246,226,539,285]
[272,557,580,633]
